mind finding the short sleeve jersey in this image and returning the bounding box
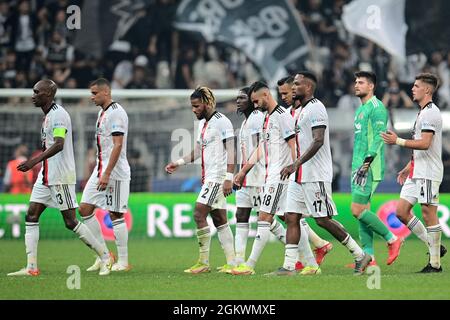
[263,106,295,184]
[239,110,265,187]
[291,98,333,183]
[37,103,76,185]
[95,102,130,180]
[410,102,443,182]
[197,112,234,184]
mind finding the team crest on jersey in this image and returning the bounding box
[315,192,321,199]
[208,182,214,188]
[268,187,275,194]
[358,113,364,119]
[55,185,62,192]
[109,186,114,193]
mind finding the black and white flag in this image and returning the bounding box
[174,0,312,86]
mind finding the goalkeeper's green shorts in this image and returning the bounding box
[351,170,380,205]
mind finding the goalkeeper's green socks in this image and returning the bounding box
[359,209,396,243]
[359,220,374,256]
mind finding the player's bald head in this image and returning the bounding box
[36,79,57,98]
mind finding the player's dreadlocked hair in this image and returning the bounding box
[190,86,216,108]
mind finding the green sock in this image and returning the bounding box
[359,209,394,242]
[359,220,374,256]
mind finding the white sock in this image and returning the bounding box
[73,222,109,260]
[83,213,109,254]
[247,221,271,268]
[342,234,364,260]
[427,224,442,268]
[112,218,128,266]
[305,221,328,248]
[217,223,236,266]
[407,216,428,244]
[270,218,286,244]
[235,222,249,264]
[387,234,398,244]
[298,219,317,267]
[197,226,211,265]
[283,244,298,271]
[25,222,39,270]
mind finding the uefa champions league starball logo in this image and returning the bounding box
[377,200,411,239]
[95,208,133,241]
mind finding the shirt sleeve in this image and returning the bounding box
[310,104,328,129]
[197,120,205,144]
[51,111,69,131]
[365,104,388,159]
[250,112,264,135]
[421,109,441,133]
[109,110,126,134]
[280,112,296,140]
[219,117,234,141]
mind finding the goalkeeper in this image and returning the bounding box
[350,71,403,266]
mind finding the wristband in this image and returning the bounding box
[396,138,406,147]
[175,158,186,166]
[225,172,233,181]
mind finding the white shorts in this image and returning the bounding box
[236,186,263,209]
[81,173,130,213]
[400,178,440,206]
[196,181,226,210]
[286,181,337,218]
[259,183,287,216]
[30,183,78,211]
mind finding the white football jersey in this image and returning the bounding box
[410,102,443,182]
[37,103,76,185]
[286,105,299,118]
[197,111,234,184]
[95,102,130,181]
[239,110,265,187]
[291,98,333,183]
[263,106,295,184]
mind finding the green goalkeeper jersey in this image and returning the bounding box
[352,96,388,181]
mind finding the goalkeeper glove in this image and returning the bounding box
[352,156,374,187]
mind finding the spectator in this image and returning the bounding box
[336,82,360,112]
[3,144,32,194]
[0,0,11,46]
[382,80,414,109]
[126,55,155,89]
[7,0,37,71]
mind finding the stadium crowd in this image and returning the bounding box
[0,0,449,109]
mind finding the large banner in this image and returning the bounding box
[342,0,450,59]
[1,193,450,240]
[174,0,311,86]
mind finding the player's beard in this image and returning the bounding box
[356,92,367,99]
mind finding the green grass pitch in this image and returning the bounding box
[0,238,449,299]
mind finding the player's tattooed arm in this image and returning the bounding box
[280,127,324,180]
[17,137,64,172]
